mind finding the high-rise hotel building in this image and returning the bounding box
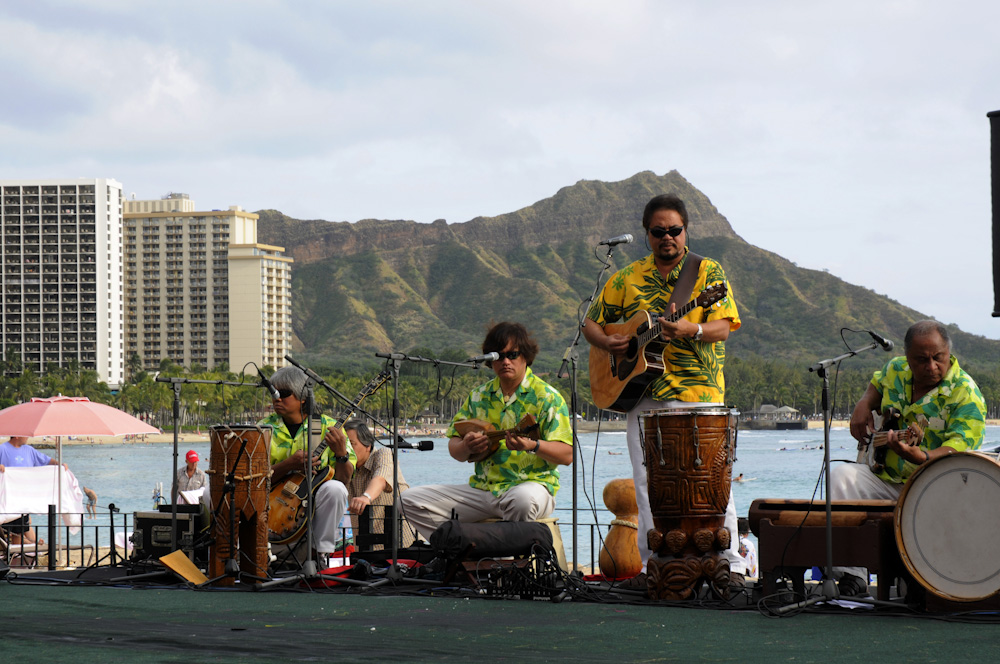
[123,195,293,375]
[0,179,125,386]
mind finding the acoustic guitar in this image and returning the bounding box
[588,283,728,413]
[267,371,390,545]
[453,414,540,463]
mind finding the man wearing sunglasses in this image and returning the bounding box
[260,365,356,570]
[582,193,744,593]
[401,321,573,541]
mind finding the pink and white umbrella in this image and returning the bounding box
[0,396,159,530]
[0,396,159,438]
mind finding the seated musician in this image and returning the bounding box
[343,419,416,550]
[833,320,986,596]
[260,366,356,569]
[401,322,573,540]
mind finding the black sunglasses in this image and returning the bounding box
[649,225,684,239]
[275,388,295,399]
[493,350,521,361]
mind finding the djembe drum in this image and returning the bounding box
[641,407,738,600]
[209,424,271,586]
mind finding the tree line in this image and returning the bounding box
[2,349,999,430]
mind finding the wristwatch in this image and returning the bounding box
[693,324,704,341]
[362,491,372,501]
[334,454,350,464]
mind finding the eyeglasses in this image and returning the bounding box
[493,350,521,361]
[649,225,684,239]
[275,388,295,399]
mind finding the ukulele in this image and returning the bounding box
[453,414,541,463]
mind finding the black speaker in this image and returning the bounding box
[131,510,208,563]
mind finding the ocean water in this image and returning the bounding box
[50,424,1000,566]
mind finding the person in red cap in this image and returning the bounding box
[174,449,207,501]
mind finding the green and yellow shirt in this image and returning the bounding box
[586,249,740,404]
[259,412,357,469]
[446,367,573,497]
[871,355,986,483]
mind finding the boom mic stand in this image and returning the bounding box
[775,341,890,615]
[155,375,249,552]
[374,351,483,585]
[556,239,623,573]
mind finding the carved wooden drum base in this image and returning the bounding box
[647,553,731,600]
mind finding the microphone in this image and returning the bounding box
[392,439,434,451]
[257,368,281,399]
[467,352,500,363]
[868,331,894,352]
[599,233,633,247]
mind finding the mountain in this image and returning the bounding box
[255,170,1000,375]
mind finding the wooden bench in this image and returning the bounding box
[748,498,907,601]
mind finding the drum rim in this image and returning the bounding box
[895,451,1000,602]
[638,407,738,417]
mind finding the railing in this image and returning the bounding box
[2,506,134,571]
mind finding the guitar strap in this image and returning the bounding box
[666,251,703,311]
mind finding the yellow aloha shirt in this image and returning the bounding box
[446,367,573,497]
[586,249,740,403]
[259,412,357,469]
[871,355,986,483]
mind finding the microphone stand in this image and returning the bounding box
[155,375,248,552]
[775,341,888,615]
[374,351,482,585]
[556,241,621,573]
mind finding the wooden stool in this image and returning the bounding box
[479,517,568,571]
[748,498,907,601]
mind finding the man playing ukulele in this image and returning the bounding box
[834,320,985,596]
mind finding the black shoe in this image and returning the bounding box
[730,572,746,588]
[838,574,869,597]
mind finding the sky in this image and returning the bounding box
[2,1,999,340]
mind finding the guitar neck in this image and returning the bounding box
[637,299,701,348]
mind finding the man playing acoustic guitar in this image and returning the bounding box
[260,366,356,570]
[582,193,745,590]
[834,320,985,596]
[401,321,573,541]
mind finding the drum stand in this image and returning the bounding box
[776,341,893,614]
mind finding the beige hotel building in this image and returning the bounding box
[124,194,293,375]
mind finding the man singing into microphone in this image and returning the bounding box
[832,319,985,596]
[582,193,745,592]
[401,322,573,539]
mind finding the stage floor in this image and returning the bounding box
[3,564,1000,663]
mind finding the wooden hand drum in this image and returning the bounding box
[598,478,642,580]
[641,407,738,600]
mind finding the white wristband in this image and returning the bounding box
[362,491,372,500]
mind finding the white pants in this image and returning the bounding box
[400,481,555,541]
[312,479,349,554]
[828,461,903,581]
[627,396,744,574]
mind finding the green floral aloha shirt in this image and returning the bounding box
[870,355,986,483]
[586,249,740,403]
[259,412,357,469]
[446,367,573,497]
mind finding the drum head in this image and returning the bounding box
[895,453,1000,601]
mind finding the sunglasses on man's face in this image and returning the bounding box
[275,388,295,399]
[493,351,521,361]
[649,225,685,239]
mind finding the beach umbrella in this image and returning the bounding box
[0,396,159,534]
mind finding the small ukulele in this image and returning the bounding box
[858,408,925,473]
[453,414,541,463]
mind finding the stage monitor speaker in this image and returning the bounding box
[132,511,207,563]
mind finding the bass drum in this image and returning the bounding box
[895,451,1000,602]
